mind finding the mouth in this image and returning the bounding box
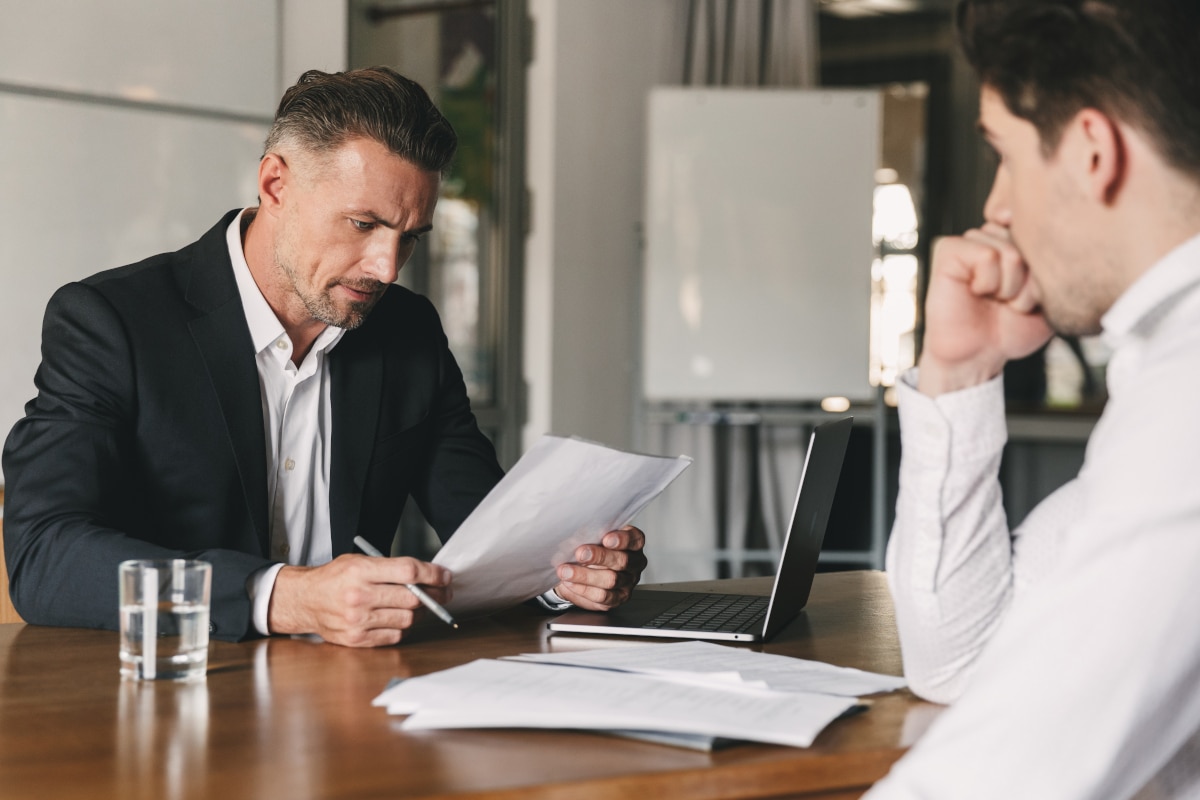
[336,282,384,303]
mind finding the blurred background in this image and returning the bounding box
[0,0,1101,582]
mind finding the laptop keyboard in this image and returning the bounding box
[642,593,768,634]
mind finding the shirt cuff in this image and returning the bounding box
[897,367,1008,470]
[536,587,574,612]
[247,563,286,636]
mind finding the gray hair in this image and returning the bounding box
[263,66,457,174]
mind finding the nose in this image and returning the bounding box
[983,165,1012,227]
[363,237,403,285]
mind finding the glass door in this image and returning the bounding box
[349,0,528,554]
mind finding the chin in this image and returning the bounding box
[1044,307,1103,338]
[322,310,364,330]
[334,302,377,330]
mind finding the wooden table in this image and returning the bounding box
[0,487,21,624]
[0,571,939,799]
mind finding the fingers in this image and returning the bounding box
[357,554,452,588]
[335,607,417,647]
[556,527,649,611]
[945,224,1046,323]
[557,561,638,591]
[554,576,637,611]
[572,526,645,568]
[603,526,646,552]
[919,225,1053,396]
[342,578,449,613]
[269,555,452,647]
[956,225,1032,304]
[1009,272,1042,314]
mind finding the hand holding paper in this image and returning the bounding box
[433,435,691,617]
[554,525,647,611]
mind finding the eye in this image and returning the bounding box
[402,232,424,245]
[350,218,375,232]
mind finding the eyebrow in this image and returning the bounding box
[403,223,434,238]
[353,210,433,237]
[975,119,998,143]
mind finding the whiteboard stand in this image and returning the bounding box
[638,389,889,576]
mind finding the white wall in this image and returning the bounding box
[523,0,686,453]
[0,0,346,485]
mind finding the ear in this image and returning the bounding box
[257,153,289,216]
[1068,108,1126,205]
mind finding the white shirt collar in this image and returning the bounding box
[225,208,344,357]
[1102,231,1200,347]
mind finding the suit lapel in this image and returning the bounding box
[184,211,270,556]
[329,328,383,556]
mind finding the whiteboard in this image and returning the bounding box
[641,88,879,402]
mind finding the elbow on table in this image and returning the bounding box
[905,675,960,706]
[901,656,973,705]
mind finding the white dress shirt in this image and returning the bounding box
[227,210,344,635]
[866,233,1200,799]
[226,210,568,631]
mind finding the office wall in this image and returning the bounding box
[523,0,689,453]
[0,0,346,485]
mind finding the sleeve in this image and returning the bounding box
[406,297,505,542]
[884,368,1078,703]
[2,282,271,640]
[247,563,286,635]
[535,588,574,612]
[868,362,1200,798]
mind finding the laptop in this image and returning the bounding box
[547,416,853,643]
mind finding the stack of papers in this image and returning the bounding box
[504,640,909,696]
[373,641,906,750]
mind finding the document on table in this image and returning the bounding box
[505,640,908,696]
[372,658,856,749]
[433,435,691,616]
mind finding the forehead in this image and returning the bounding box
[978,86,1019,138]
[300,138,441,216]
[308,138,434,183]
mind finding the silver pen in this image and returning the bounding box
[352,535,459,630]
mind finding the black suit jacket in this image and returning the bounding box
[2,210,504,640]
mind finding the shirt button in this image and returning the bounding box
[275,339,288,350]
[281,543,290,556]
[284,458,295,471]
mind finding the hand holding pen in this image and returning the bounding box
[353,536,459,630]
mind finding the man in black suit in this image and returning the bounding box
[2,67,646,646]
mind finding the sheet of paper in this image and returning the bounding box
[373,659,855,749]
[433,435,691,616]
[504,640,907,696]
[602,729,739,751]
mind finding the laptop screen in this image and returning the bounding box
[761,416,853,640]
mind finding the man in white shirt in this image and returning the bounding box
[3,68,645,647]
[865,1,1200,797]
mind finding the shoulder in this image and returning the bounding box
[372,283,439,317]
[58,210,240,315]
[77,252,179,300]
[362,284,445,337]
[43,252,190,336]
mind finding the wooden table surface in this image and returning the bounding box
[0,571,939,800]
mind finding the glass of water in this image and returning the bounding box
[119,559,211,681]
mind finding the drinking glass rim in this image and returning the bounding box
[118,559,212,572]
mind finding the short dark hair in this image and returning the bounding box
[957,0,1200,179]
[264,66,457,174]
